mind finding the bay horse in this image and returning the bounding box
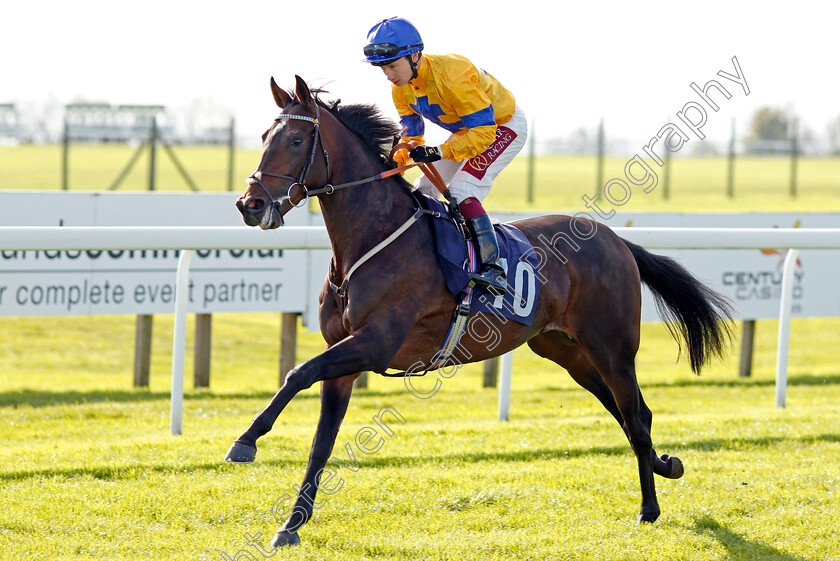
[229,75,733,547]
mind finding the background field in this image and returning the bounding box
[2,143,840,213]
[1,145,838,560]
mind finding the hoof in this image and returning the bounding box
[638,509,660,524]
[661,454,685,479]
[271,530,300,548]
[224,441,257,463]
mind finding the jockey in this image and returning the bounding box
[364,16,528,296]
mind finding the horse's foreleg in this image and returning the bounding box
[271,375,357,547]
[224,369,306,463]
[225,328,399,463]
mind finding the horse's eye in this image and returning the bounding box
[291,137,303,147]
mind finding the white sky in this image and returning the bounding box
[4,0,839,149]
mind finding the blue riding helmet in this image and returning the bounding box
[363,17,423,66]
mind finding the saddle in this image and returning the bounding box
[415,193,540,327]
[374,192,539,377]
[365,147,541,376]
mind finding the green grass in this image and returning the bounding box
[1,145,839,559]
[0,144,255,192]
[2,144,840,213]
[484,155,840,213]
[0,314,838,560]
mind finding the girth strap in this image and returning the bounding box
[378,215,480,378]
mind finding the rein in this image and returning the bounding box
[247,103,460,316]
[246,108,449,219]
[248,101,475,376]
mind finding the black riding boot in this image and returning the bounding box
[466,213,507,296]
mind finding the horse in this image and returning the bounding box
[229,75,734,548]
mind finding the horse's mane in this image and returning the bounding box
[329,100,400,157]
[305,92,403,169]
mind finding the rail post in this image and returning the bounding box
[498,351,513,421]
[596,118,605,199]
[62,117,70,190]
[148,116,158,191]
[789,118,798,198]
[526,119,535,204]
[170,249,195,435]
[775,248,801,408]
[134,315,153,387]
[727,117,736,198]
[228,117,236,192]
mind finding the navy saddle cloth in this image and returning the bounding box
[418,194,540,326]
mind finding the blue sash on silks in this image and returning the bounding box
[419,195,540,327]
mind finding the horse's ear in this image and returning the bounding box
[270,77,293,109]
[294,75,313,110]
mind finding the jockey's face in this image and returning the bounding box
[379,53,418,87]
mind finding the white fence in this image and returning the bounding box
[2,225,839,433]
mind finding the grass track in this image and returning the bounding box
[1,145,839,559]
[1,314,838,560]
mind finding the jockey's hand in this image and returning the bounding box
[409,145,442,163]
[392,148,410,169]
[447,199,463,221]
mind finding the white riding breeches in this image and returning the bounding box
[413,105,528,203]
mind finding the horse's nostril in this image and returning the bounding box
[237,197,264,214]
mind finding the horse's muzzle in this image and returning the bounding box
[236,195,284,229]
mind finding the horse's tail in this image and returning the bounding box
[622,238,735,374]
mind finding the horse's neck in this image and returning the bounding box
[318,149,416,274]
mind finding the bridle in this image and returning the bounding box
[246,101,448,225]
[242,92,476,377]
[246,103,332,218]
[245,99,461,315]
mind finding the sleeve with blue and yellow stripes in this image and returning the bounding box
[392,86,425,146]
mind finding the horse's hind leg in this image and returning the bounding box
[639,392,684,480]
[528,334,683,480]
[271,374,358,547]
[578,333,662,522]
[528,332,675,522]
[582,371,684,480]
